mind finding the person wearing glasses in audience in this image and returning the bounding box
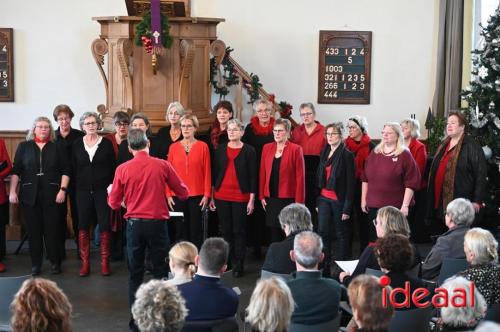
[152,102,184,160]
[210,119,256,277]
[53,104,84,259]
[290,102,326,229]
[316,122,355,275]
[361,122,420,243]
[10,117,70,275]
[167,115,211,248]
[73,112,116,277]
[260,118,305,243]
[242,99,276,257]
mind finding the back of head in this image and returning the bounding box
[128,128,148,151]
[464,228,498,265]
[348,275,394,331]
[446,198,475,227]
[375,233,414,272]
[377,206,410,237]
[278,203,312,234]
[198,237,229,276]
[246,277,294,332]
[132,279,187,332]
[11,278,72,332]
[293,231,323,269]
[169,241,198,278]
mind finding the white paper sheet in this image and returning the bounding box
[335,260,359,275]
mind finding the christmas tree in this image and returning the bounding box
[461,4,500,227]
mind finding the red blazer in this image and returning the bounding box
[0,139,13,204]
[409,138,428,189]
[259,141,305,203]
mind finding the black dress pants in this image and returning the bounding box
[76,189,110,232]
[215,199,247,264]
[172,196,203,248]
[0,202,8,260]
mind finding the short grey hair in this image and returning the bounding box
[278,203,313,234]
[446,198,475,227]
[252,99,273,114]
[166,102,185,117]
[79,112,102,132]
[227,119,244,131]
[299,102,316,115]
[132,279,187,332]
[293,231,323,269]
[400,119,421,139]
[198,237,229,275]
[464,228,498,265]
[26,116,56,141]
[439,276,486,327]
[274,118,291,133]
[128,128,148,151]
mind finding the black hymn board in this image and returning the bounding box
[0,28,14,102]
[318,31,371,104]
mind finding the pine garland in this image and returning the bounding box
[134,11,173,50]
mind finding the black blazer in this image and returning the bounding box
[72,137,116,191]
[151,125,182,160]
[213,143,257,194]
[12,140,71,207]
[261,233,297,274]
[316,143,356,215]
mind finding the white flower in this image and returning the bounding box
[478,66,489,79]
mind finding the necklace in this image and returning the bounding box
[382,147,396,156]
[182,140,195,154]
[170,127,181,141]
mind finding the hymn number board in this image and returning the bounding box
[0,28,14,102]
[318,31,371,104]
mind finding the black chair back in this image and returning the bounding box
[289,312,341,332]
[389,306,433,332]
[181,316,238,332]
[437,258,468,285]
[485,303,500,324]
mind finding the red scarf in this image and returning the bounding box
[34,136,49,144]
[345,134,372,179]
[250,116,275,136]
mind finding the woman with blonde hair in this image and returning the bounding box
[361,122,420,242]
[167,241,198,286]
[11,278,72,332]
[458,228,500,305]
[246,277,294,332]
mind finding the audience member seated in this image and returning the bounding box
[132,279,187,332]
[347,274,394,332]
[457,228,500,305]
[287,231,341,325]
[166,241,198,286]
[178,237,239,321]
[340,206,419,286]
[422,198,474,281]
[434,276,487,332]
[262,203,313,275]
[10,278,72,332]
[246,277,294,332]
[375,233,434,309]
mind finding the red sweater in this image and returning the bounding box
[408,138,428,189]
[290,122,326,156]
[0,139,12,204]
[108,151,189,220]
[167,140,211,198]
[259,141,305,202]
[361,150,421,208]
[214,147,249,202]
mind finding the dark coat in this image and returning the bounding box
[261,233,296,274]
[212,143,257,194]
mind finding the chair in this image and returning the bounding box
[365,268,383,277]
[388,306,433,332]
[0,275,32,332]
[407,262,421,278]
[437,258,468,285]
[485,303,500,323]
[289,312,341,332]
[260,269,292,281]
[181,316,238,332]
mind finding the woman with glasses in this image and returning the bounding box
[291,102,326,229]
[260,118,305,243]
[361,122,420,243]
[316,123,355,273]
[210,119,256,277]
[105,111,130,158]
[153,102,184,160]
[167,114,211,248]
[72,112,116,276]
[9,117,70,275]
[118,113,154,165]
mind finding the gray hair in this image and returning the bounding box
[227,119,245,131]
[475,322,500,332]
[299,102,316,115]
[464,228,498,265]
[446,198,475,227]
[325,122,344,137]
[128,128,148,151]
[166,102,185,117]
[79,112,102,132]
[198,237,229,275]
[348,115,369,134]
[400,119,421,139]
[252,98,273,114]
[278,203,313,234]
[130,112,152,137]
[293,231,323,269]
[26,116,56,141]
[274,118,291,133]
[132,279,187,332]
[246,277,294,332]
[440,276,487,327]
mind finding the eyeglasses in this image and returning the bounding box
[181,125,194,129]
[35,125,50,130]
[84,122,97,127]
[256,109,271,114]
[347,126,359,130]
[227,128,241,132]
[115,122,129,127]
[326,132,340,137]
[300,112,313,117]
[273,129,285,133]
[57,117,70,122]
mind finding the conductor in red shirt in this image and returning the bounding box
[107,128,189,328]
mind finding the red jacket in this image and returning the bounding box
[259,141,305,203]
[408,138,428,189]
[290,122,326,156]
[0,139,12,204]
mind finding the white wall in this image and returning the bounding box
[0,0,438,138]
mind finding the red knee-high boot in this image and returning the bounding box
[79,230,90,277]
[100,231,111,276]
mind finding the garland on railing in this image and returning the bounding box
[209,46,293,118]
